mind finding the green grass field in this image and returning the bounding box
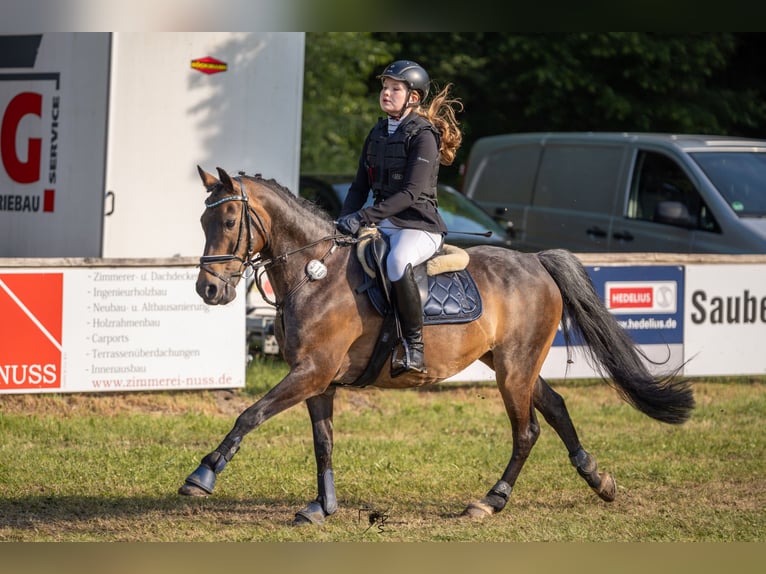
[0,358,764,542]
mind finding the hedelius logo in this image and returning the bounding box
[605,281,678,315]
[0,273,63,390]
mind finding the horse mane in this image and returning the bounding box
[245,173,335,228]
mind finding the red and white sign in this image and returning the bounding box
[0,33,110,257]
[0,273,63,390]
[2,33,305,259]
[604,281,677,314]
[0,265,245,394]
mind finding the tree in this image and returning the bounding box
[300,33,394,174]
[301,33,766,184]
[375,33,766,183]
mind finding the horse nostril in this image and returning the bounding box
[204,283,218,301]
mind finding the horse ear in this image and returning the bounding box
[197,165,218,189]
[216,167,234,190]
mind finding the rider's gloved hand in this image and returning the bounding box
[335,212,363,236]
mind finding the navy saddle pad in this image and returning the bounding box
[363,268,482,325]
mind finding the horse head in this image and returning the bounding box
[196,166,269,305]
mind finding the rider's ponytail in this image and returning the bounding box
[417,83,463,166]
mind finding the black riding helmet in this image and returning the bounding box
[378,60,430,101]
[378,60,430,118]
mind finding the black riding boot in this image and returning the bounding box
[390,264,427,377]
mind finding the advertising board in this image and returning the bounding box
[450,264,686,382]
[0,33,111,257]
[0,263,245,394]
[684,264,766,376]
[450,260,766,382]
[543,265,684,379]
[102,32,305,258]
[1,32,305,259]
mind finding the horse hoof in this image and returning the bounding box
[179,464,216,496]
[461,500,494,519]
[178,483,211,497]
[593,471,617,502]
[293,501,326,526]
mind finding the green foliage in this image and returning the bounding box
[301,33,766,186]
[300,33,394,175]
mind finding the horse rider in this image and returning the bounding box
[335,59,463,376]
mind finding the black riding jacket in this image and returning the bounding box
[340,113,448,234]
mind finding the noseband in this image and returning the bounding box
[199,177,270,284]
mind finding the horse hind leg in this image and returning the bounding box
[534,376,616,502]
[461,411,539,518]
[570,448,617,502]
[462,366,540,519]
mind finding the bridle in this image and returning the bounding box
[198,176,350,309]
[199,177,270,285]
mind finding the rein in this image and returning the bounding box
[199,176,354,310]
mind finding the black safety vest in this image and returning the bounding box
[365,114,440,205]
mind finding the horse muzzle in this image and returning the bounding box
[196,274,237,305]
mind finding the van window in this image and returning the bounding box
[628,150,720,232]
[533,144,623,213]
[692,152,766,217]
[472,144,540,204]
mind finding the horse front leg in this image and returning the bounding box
[293,387,338,526]
[533,376,616,502]
[178,367,330,498]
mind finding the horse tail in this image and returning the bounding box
[537,249,694,425]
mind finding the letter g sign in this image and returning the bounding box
[1,92,42,184]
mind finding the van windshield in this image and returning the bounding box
[691,152,766,217]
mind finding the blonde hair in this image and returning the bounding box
[416,83,463,166]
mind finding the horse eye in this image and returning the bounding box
[225,219,236,229]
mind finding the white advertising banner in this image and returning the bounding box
[0,33,111,257]
[0,263,245,394]
[102,32,305,258]
[684,264,766,376]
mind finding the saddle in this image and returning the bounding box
[340,228,483,388]
[354,230,483,325]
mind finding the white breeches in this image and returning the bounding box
[379,219,444,281]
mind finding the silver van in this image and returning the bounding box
[461,132,766,253]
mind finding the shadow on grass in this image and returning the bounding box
[0,493,304,532]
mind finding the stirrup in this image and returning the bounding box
[390,345,427,377]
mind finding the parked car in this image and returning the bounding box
[461,132,766,253]
[298,174,513,249]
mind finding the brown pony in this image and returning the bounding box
[179,166,694,525]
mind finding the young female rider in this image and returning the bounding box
[335,60,463,376]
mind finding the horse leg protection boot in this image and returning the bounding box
[391,264,427,377]
[181,437,241,495]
